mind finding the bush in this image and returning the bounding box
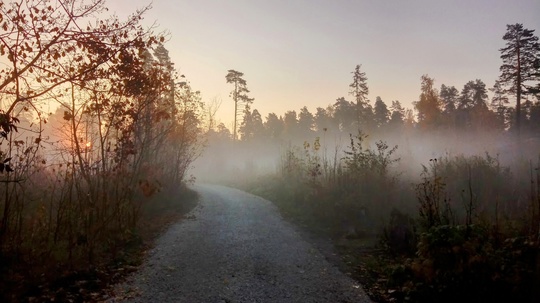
[382,209,417,256]
[388,224,537,302]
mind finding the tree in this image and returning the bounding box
[264,113,283,139]
[0,1,205,291]
[298,106,314,135]
[0,0,160,138]
[373,96,390,128]
[283,110,298,139]
[314,107,332,133]
[440,84,459,114]
[454,80,491,131]
[333,97,356,132]
[204,96,222,132]
[215,122,232,140]
[226,70,254,140]
[251,109,264,138]
[497,23,540,135]
[349,64,370,128]
[239,107,264,141]
[527,101,540,133]
[490,80,511,129]
[389,100,405,126]
[458,79,488,110]
[414,75,442,129]
[153,43,178,122]
[439,84,459,129]
[239,107,253,141]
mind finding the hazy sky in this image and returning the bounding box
[107,0,540,128]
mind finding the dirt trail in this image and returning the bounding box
[114,184,371,303]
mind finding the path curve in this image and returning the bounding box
[115,184,371,303]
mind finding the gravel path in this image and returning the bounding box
[114,184,371,303]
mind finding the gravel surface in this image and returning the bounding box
[114,184,372,303]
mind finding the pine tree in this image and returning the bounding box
[226,70,254,140]
[349,64,370,128]
[373,96,390,128]
[440,84,459,113]
[333,97,356,132]
[298,106,315,134]
[264,113,284,139]
[440,84,459,130]
[490,80,510,129]
[389,101,405,126]
[314,107,332,133]
[498,24,540,135]
[414,75,441,129]
[458,80,488,110]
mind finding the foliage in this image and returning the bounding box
[381,209,417,256]
[387,226,537,303]
[241,137,540,302]
[414,75,442,129]
[380,155,537,302]
[0,1,204,300]
[252,132,402,238]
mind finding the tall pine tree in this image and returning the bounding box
[349,64,370,129]
[498,24,540,135]
[226,70,254,140]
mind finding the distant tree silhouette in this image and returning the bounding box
[226,70,254,140]
[264,113,284,139]
[349,64,371,129]
[239,106,253,141]
[440,84,459,114]
[458,80,488,110]
[215,122,232,140]
[526,101,540,133]
[373,96,390,129]
[490,80,511,129]
[283,110,298,139]
[239,108,264,141]
[333,97,356,133]
[440,84,459,129]
[389,101,405,127]
[298,106,315,135]
[414,75,442,129]
[314,107,333,133]
[461,80,500,131]
[497,24,540,135]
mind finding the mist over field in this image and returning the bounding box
[193,115,539,185]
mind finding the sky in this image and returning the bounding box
[106,0,540,129]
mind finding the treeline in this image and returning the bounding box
[209,24,539,145]
[0,0,203,301]
[215,66,540,145]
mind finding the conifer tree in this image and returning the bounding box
[497,24,540,135]
[226,70,254,140]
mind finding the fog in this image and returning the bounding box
[192,123,539,185]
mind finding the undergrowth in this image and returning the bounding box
[243,133,540,303]
[0,185,198,303]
